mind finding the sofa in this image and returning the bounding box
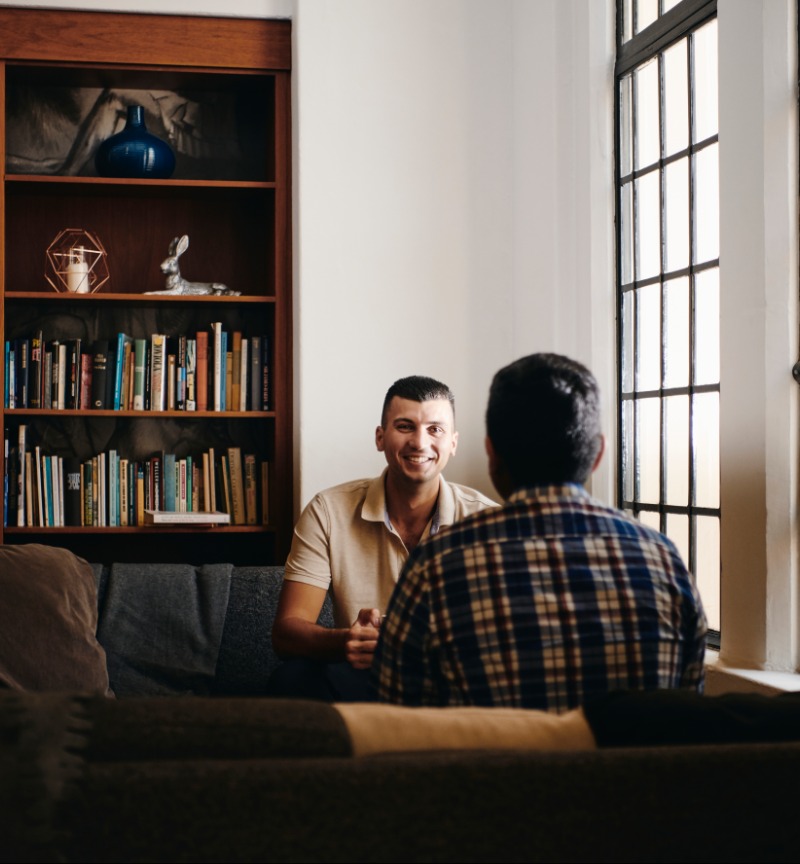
[2,548,800,863]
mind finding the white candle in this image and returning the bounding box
[66,249,90,293]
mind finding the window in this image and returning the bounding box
[615,0,720,640]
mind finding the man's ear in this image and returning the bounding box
[375,425,385,452]
[591,434,605,474]
[485,435,512,500]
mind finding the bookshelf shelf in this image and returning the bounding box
[0,9,293,567]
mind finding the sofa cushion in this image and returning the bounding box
[96,563,232,697]
[334,703,595,756]
[0,544,110,694]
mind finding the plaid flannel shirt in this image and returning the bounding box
[371,484,707,712]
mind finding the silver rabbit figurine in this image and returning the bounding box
[146,235,240,296]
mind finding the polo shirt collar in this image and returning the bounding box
[361,469,456,532]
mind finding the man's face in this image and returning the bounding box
[376,397,458,489]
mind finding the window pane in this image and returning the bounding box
[636,397,661,504]
[664,157,689,272]
[663,276,690,388]
[693,392,720,509]
[696,515,720,631]
[663,38,689,157]
[665,512,690,571]
[634,58,660,169]
[621,290,634,393]
[636,282,661,391]
[639,509,661,532]
[693,143,719,264]
[692,18,718,143]
[620,182,634,284]
[694,266,720,385]
[636,0,658,35]
[622,399,635,502]
[619,76,633,178]
[664,395,689,506]
[636,170,661,279]
[621,0,633,44]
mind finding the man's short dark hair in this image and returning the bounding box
[486,353,602,487]
[381,376,455,425]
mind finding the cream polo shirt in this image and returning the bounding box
[284,470,498,627]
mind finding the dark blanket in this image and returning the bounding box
[97,563,233,696]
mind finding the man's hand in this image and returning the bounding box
[344,608,382,669]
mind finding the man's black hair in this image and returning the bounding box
[486,353,602,488]
[381,375,455,425]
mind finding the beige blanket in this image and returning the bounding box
[335,702,596,757]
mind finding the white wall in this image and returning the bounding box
[292,0,615,510]
[0,0,617,513]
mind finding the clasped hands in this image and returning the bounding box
[344,607,382,669]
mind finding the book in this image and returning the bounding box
[82,459,93,526]
[63,456,83,527]
[227,446,245,525]
[185,337,197,411]
[176,336,187,411]
[55,341,67,410]
[149,334,167,411]
[210,322,223,411]
[113,333,133,411]
[119,458,129,526]
[6,342,14,409]
[231,331,242,412]
[167,352,177,410]
[239,337,248,411]
[135,462,145,525]
[261,335,270,410]
[16,424,26,526]
[163,452,176,511]
[142,509,231,525]
[244,452,257,525]
[225,349,233,410]
[133,338,148,410]
[16,338,29,409]
[249,335,261,411]
[29,330,43,409]
[90,340,110,409]
[196,331,208,412]
[207,446,217,512]
[66,338,82,410]
[79,352,93,410]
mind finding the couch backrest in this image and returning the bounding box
[92,564,333,697]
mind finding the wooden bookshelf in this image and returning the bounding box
[0,9,292,566]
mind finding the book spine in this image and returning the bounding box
[239,337,248,412]
[244,453,257,525]
[261,335,270,410]
[231,331,242,413]
[186,337,197,411]
[56,342,67,410]
[29,331,43,409]
[227,446,245,525]
[150,334,166,411]
[16,424,26,526]
[196,331,208,412]
[211,323,222,411]
[63,456,82,526]
[133,338,147,410]
[91,341,109,409]
[68,339,81,410]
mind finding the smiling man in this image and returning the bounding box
[267,375,497,701]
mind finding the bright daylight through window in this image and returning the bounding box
[616,0,720,639]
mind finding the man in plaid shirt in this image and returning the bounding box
[371,353,707,711]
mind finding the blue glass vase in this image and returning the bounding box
[95,104,175,179]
